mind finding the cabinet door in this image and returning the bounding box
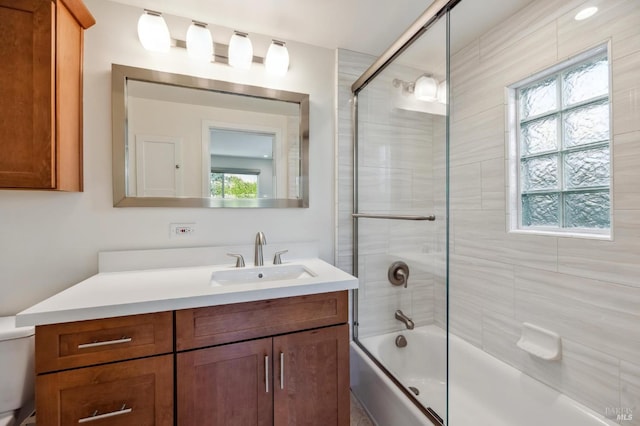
[177,338,273,426]
[36,354,173,426]
[0,0,54,188]
[273,324,350,426]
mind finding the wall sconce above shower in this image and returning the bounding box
[393,75,446,103]
[393,75,446,115]
[136,9,290,76]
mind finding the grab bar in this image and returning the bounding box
[352,213,435,221]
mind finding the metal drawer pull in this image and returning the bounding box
[78,404,132,423]
[78,337,132,349]
[265,355,269,393]
[280,352,284,390]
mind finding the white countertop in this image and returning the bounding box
[16,257,358,327]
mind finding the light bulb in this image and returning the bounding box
[574,6,598,21]
[228,31,253,70]
[186,21,213,62]
[437,80,447,104]
[414,75,438,102]
[137,10,170,53]
[265,40,290,76]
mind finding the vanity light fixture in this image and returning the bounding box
[136,10,291,76]
[228,31,254,70]
[265,40,290,76]
[186,21,214,61]
[413,74,438,102]
[137,9,171,53]
[574,6,598,21]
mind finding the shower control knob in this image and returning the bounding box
[388,261,410,288]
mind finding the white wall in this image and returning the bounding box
[0,0,335,316]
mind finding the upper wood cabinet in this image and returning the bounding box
[0,0,95,191]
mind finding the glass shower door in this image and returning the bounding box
[352,14,448,424]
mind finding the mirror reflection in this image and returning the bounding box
[112,64,309,208]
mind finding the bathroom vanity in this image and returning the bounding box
[17,247,357,425]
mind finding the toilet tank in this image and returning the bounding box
[0,317,35,413]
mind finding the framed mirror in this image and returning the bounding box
[111,64,309,208]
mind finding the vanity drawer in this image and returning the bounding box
[176,291,348,351]
[36,354,174,426]
[36,311,173,373]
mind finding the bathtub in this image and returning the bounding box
[350,325,618,426]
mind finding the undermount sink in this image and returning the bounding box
[211,264,316,286]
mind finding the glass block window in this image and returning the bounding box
[514,49,611,234]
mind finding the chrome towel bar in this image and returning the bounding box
[352,213,435,221]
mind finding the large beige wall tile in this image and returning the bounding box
[477,0,581,61]
[450,105,505,167]
[481,310,620,414]
[612,50,640,136]
[514,266,640,363]
[557,0,640,61]
[481,158,506,210]
[614,131,640,210]
[558,210,640,287]
[621,361,640,426]
[449,254,515,317]
[449,163,482,210]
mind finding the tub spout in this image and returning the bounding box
[395,310,414,330]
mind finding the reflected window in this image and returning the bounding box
[510,46,611,236]
[210,170,259,199]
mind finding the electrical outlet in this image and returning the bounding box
[169,223,196,238]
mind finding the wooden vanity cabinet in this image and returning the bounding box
[0,0,95,191]
[34,291,350,426]
[34,312,174,426]
[176,291,350,426]
[177,325,349,426]
[36,355,174,426]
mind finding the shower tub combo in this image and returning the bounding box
[350,325,618,426]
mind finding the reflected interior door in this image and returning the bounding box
[135,134,182,196]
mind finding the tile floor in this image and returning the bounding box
[350,392,375,425]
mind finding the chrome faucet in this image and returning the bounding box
[395,310,414,330]
[254,232,267,266]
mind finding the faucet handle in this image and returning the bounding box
[273,250,288,265]
[227,253,245,268]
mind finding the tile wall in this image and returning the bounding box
[448,0,640,421]
[338,0,639,422]
[335,50,446,338]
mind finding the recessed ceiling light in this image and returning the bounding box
[574,6,598,21]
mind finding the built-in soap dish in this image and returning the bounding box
[516,322,562,361]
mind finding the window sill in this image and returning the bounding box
[509,228,612,241]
